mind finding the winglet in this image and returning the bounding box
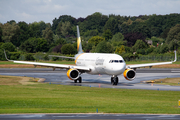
[77,26,83,54]
[4,49,12,61]
[173,50,177,62]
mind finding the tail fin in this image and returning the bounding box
[77,26,83,54]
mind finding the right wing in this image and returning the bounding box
[126,50,177,69]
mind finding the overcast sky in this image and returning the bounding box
[0,0,180,24]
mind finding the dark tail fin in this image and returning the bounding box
[77,26,83,54]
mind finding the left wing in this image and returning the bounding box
[4,50,90,71]
[126,51,177,69]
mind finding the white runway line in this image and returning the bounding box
[171,71,180,72]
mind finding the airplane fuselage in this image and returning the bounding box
[75,53,126,76]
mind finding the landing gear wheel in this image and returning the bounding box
[78,77,82,83]
[111,77,113,84]
[115,77,119,85]
[74,77,82,83]
[111,77,119,85]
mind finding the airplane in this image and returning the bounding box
[4,26,177,85]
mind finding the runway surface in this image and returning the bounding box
[1,113,180,120]
[0,68,180,91]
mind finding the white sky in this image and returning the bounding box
[0,0,180,24]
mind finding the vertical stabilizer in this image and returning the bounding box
[77,26,83,54]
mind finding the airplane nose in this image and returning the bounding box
[112,63,126,75]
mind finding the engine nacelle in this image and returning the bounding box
[67,69,80,80]
[123,69,136,81]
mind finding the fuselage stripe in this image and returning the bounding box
[77,37,81,51]
[75,53,84,64]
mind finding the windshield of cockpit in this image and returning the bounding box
[109,60,124,63]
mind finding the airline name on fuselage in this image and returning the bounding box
[95,58,104,65]
[76,58,105,66]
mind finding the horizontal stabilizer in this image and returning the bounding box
[49,55,75,59]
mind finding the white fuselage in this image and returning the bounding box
[75,53,126,75]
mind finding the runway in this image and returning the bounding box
[0,68,180,91]
[0,113,180,120]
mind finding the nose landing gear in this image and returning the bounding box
[111,76,119,85]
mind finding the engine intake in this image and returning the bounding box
[67,69,80,80]
[123,69,136,81]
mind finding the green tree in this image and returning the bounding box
[80,12,108,33]
[169,39,179,50]
[84,29,98,37]
[88,36,105,46]
[52,15,76,33]
[166,24,180,43]
[20,38,48,53]
[166,24,180,50]
[111,32,124,42]
[151,36,164,46]
[104,17,119,34]
[1,42,16,52]
[160,43,169,53]
[56,21,72,37]
[61,44,76,54]
[82,41,93,52]
[25,53,35,61]
[146,47,154,54]
[0,26,2,42]
[95,41,113,53]
[132,40,149,51]
[42,27,53,44]
[55,38,66,45]
[29,22,41,38]
[137,49,146,55]
[0,22,20,45]
[123,18,133,26]
[17,21,30,47]
[103,29,112,41]
[115,45,125,54]
[61,21,72,37]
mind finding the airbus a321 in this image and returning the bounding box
[4,26,177,85]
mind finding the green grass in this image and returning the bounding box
[0,81,180,114]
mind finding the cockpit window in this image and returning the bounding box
[109,60,124,63]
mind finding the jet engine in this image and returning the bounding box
[123,69,136,81]
[67,68,80,80]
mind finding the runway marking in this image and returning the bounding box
[171,71,180,72]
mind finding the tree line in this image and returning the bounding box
[0,12,180,61]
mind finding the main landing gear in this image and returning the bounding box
[74,76,82,83]
[111,76,119,85]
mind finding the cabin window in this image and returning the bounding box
[109,60,124,63]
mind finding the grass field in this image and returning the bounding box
[0,75,180,114]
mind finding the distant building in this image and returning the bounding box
[145,40,153,45]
